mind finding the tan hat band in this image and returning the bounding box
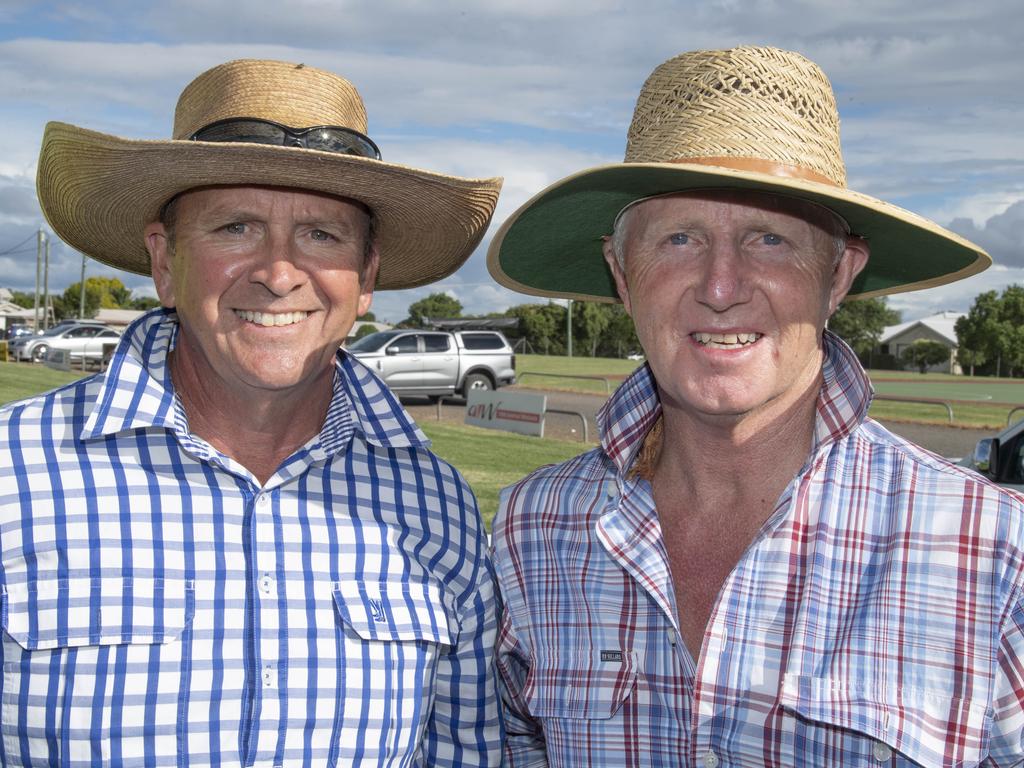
[670,156,840,188]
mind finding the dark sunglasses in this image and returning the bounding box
[189,117,382,160]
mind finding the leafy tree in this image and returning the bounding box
[9,290,34,309]
[572,301,611,357]
[58,276,133,319]
[131,296,163,311]
[360,310,376,322]
[401,292,462,327]
[352,323,379,341]
[828,297,900,359]
[902,339,951,374]
[506,303,566,355]
[595,304,640,358]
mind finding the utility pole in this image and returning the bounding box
[33,229,44,331]
[79,253,87,319]
[566,299,573,358]
[42,236,50,330]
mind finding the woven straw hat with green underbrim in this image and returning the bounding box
[487,46,989,302]
[37,58,502,290]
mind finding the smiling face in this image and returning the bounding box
[145,185,378,401]
[604,189,868,425]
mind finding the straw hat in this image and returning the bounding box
[487,46,989,301]
[37,59,502,289]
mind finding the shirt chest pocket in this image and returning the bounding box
[524,649,638,720]
[330,579,457,762]
[780,674,992,768]
[0,576,195,766]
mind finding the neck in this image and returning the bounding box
[651,368,822,519]
[169,340,334,486]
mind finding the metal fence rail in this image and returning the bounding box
[873,394,954,423]
[546,408,589,442]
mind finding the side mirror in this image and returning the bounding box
[971,438,997,475]
[385,346,399,356]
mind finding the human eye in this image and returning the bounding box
[761,233,783,246]
[219,221,247,236]
[668,232,690,246]
[310,228,336,242]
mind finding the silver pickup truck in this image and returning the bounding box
[346,329,516,400]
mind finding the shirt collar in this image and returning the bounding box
[82,308,429,452]
[597,330,874,475]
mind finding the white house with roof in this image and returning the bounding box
[878,310,963,374]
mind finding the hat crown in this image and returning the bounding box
[625,46,846,187]
[172,59,368,140]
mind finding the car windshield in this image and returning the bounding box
[347,330,403,352]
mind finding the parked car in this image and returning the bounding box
[960,418,1024,492]
[346,329,515,399]
[3,323,32,341]
[9,323,121,364]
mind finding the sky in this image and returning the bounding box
[1,0,1022,324]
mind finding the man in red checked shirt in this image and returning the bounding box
[486,46,1024,767]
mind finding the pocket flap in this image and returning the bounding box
[781,674,991,768]
[525,649,638,720]
[333,579,455,647]
[1,577,195,651]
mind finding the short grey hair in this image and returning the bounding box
[609,195,849,270]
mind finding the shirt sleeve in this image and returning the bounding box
[988,594,1024,766]
[421,551,503,767]
[495,604,549,767]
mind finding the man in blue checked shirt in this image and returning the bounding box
[0,59,503,766]
[487,47,1024,766]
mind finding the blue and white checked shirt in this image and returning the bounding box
[0,309,500,767]
[494,332,1024,767]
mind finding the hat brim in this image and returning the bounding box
[487,162,989,302]
[37,122,502,290]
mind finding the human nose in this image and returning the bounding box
[694,242,750,311]
[249,232,308,296]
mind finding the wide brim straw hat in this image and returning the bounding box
[37,59,502,290]
[487,46,989,302]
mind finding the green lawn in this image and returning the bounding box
[0,361,87,405]
[516,353,643,394]
[421,421,587,529]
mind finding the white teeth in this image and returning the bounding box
[235,310,309,327]
[693,331,761,348]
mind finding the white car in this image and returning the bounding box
[11,323,121,364]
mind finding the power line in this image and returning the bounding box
[0,232,38,256]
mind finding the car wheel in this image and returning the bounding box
[462,373,493,397]
[31,344,48,362]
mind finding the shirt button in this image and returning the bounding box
[702,750,719,768]
[263,664,275,687]
[873,741,892,762]
[257,494,269,507]
[260,574,274,594]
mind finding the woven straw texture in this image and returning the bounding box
[36,59,502,289]
[626,47,845,186]
[487,46,989,302]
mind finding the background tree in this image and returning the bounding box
[572,301,611,357]
[595,304,640,358]
[507,302,566,355]
[130,295,163,311]
[400,292,462,327]
[828,297,900,361]
[56,276,133,320]
[9,290,34,309]
[902,339,951,374]
[352,323,379,342]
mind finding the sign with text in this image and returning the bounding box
[465,389,546,438]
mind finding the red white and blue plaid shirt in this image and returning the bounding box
[493,333,1024,767]
[0,309,500,767]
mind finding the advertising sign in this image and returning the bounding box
[465,389,546,437]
